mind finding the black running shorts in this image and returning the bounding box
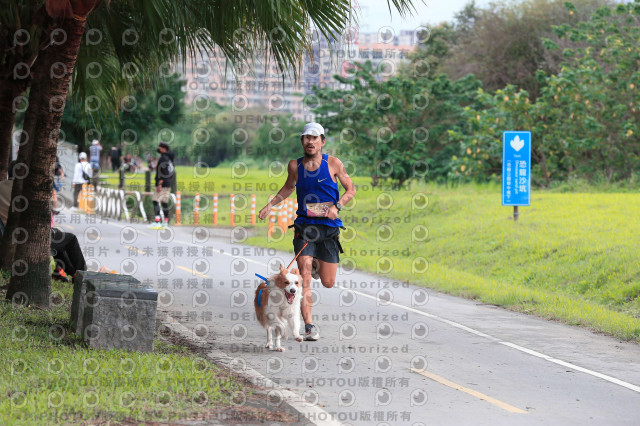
[293,223,341,264]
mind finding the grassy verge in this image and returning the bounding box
[0,274,292,425]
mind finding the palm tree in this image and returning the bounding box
[1,0,419,306]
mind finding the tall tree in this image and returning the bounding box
[60,73,187,159]
[3,0,98,306]
[449,1,640,185]
[314,61,482,186]
[441,0,610,100]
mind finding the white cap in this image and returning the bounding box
[79,152,87,160]
[91,139,99,145]
[301,122,325,137]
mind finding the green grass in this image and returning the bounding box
[0,275,245,425]
[244,180,640,342]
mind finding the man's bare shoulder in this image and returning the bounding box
[287,159,298,170]
[328,155,346,172]
[328,155,344,166]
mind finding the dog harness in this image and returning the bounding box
[255,273,270,307]
[257,288,263,307]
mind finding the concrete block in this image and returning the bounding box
[70,271,143,334]
[70,271,157,352]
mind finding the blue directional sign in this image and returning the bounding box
[502,131,531,206]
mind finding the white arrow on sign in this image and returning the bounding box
[510,135,525,152]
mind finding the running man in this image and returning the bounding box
[259,122,356,341]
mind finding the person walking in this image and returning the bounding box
[109,146,122,172]
[89,139,102,171]
[71,152,91,209]
[148,142,175,229]
[258,122,356,341]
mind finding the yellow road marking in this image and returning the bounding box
[124,245,145,255]
[176,265,209,278]
[410,368,528,414]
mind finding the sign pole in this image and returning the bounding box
[513,206,518,222]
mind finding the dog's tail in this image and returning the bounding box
[254,282,269,327]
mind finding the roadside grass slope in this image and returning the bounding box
[247,181,640,342]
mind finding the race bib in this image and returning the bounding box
[306,202,333,217]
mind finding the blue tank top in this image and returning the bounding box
[295,153,342,227]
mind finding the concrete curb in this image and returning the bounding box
[157,312,341,426]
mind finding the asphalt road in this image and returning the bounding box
[56,213,640,425]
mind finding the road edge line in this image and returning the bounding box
[340,286,640,394]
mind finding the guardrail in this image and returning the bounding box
[79,185,297,229]
[95,186,130,221]
[79,184,144,222]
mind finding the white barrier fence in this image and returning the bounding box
[93,186,182,223]
[89,186,274,226]
[92,186,146,223]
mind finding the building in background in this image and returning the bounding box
[179,29,419,120]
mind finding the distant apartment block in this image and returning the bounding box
[180,30,420,120]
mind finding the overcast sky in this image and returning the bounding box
[354,0,491,33]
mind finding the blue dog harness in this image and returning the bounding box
[255,273,269,307]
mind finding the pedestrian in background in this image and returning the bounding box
[71,152,91,209]
[148,155,157,172]
[109,146,122,172]
[89,139,102,172]
[148,142,175,229]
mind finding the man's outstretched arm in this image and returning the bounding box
[259,160,297,220]
[334,158,356,206]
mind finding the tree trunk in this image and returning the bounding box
[533,147,551,188]
[0,82,25,181]
[5,17,87,307]
[0,74,44,273]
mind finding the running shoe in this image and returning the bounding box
[305,323,320,341]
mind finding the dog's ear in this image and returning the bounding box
[280,264,285,273]
[290,267,300,275]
